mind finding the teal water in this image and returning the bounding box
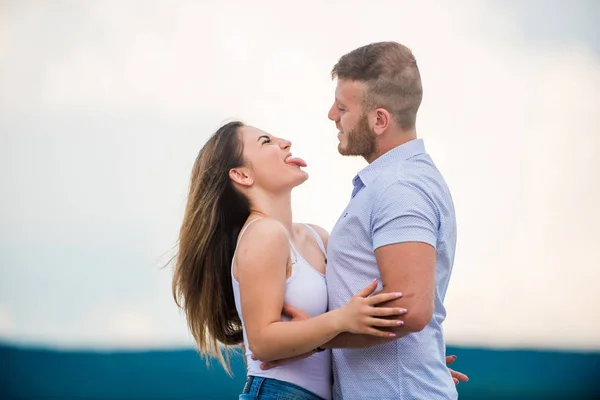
[1,343,598,399]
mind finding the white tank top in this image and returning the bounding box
[231,219,331,400]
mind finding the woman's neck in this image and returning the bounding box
[248,190,293,233]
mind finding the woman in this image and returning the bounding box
[172,121,465,400]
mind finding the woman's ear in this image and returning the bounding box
[229,168,253,187]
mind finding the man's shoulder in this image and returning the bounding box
[369,160,453,219]
[393,157,451,198]
[397,152,442,179]
[375,164,441,197]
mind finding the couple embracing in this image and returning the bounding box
[173,41,468,400]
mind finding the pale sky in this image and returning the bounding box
[1,0,599,351]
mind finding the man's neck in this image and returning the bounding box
[365,129,417,164]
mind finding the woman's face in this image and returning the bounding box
[231,125,308,193]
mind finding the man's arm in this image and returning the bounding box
[257,306,470,386]
[325,181,438,348]
[324,242,435,348]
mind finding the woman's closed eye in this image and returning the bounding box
[258,135,272,145]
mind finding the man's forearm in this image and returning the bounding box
[324,329,412,349]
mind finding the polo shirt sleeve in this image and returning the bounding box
[371,181,439,251]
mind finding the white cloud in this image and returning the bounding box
[103,309,168,348]
[0,0,599,351]
[0,305,14,337]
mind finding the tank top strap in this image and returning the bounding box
[232,218,298,272]
[238,218,262,241]
[302,223,327,260]
[232,218,263,265]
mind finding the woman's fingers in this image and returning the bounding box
[367,317,404,328]
[369,306,407,317]
[354,279,378,298]
[450,368,469,382]
[367,291,402,305]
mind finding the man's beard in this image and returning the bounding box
[338,114,377,158]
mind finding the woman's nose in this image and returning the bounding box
[280,139,291,149]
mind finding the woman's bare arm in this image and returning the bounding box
[237,218,402,363]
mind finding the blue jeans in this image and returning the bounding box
[240,376,325,400]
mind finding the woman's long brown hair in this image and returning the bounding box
[172,121,250,374]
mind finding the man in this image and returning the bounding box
[321,41,459,399]
[256,41,464,399]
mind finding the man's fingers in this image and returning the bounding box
[453,378,459,385]
[260,361,277,370]
[282,302,311,320]
[446,355,457,365]
[355,279,378,297]
[259,351,316,371]
[282,302,300,317]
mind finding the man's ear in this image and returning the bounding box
[229,168,253,187]
[372,108,392,136]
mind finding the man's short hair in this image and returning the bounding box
[331,41,423,131]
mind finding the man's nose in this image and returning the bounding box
[328,104,339,121]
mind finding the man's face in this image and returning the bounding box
[327,79,376,158]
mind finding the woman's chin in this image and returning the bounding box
[291,171,309,188]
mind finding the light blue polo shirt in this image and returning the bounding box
[326,139,458,399]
